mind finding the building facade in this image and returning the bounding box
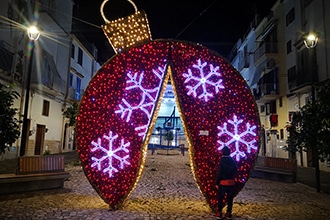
[229,0,330,171]
[63,34,100,152]
[284,0,330,170]
[0,0,100,159]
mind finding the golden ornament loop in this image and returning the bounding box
[100,0,138,23]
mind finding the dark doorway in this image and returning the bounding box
[35,124,46,155]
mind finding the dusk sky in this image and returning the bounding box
[74,0,277,62]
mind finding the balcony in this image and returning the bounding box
[253,83,279,102]
[253,69,279,102]
[254,42,278,66]
[31,71,66,97]
[288,70,317,92]
[29,49,66,97]
[238,52,250,71]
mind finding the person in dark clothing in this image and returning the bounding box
[215,146,238,220]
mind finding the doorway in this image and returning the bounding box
[34,124,46,155]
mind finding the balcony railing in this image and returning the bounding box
[31,71,66,95]
[254,42,278,63]
[259,83,278,96]
[238,52,249,71]
[288,70,317,91]
[253,83,278,100]
[253,67,279,101]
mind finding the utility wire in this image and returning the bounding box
[175,0,217,39]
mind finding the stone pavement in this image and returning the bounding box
[1,152,330,219]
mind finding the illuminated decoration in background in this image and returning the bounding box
[115,66,166,138]
[183,58,224,102]
[91,130,130,177]
[101,0,151,53]
[76,0,260,212]
[217,115,257,161]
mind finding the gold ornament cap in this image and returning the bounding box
[100,0,152,53]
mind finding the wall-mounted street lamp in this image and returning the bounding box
[304,32,319,49]
[303,32,319,103]
[27,26,40,41]
[19,25,40,156]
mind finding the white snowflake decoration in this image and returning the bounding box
[115,65,166,138]
[217,115,257,161]
[91,130,130,177]
[183,59,224,102]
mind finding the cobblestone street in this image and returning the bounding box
[1,152,330,219]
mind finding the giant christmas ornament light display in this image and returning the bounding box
[76,0,260,211]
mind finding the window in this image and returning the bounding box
[287,66,296,79]
[42,100,50,116]
[260,105,265,113]
[286,8,295,26]
[69,73,73,88]
[42,54,53,86]
[75,77,82,100]
[294,48,317,90]
[266,101,276,115]
[0,43,13,72]
[71,44,75,59]
[279,97,283,107]
[280,129,284,139]
[270,101,276,114]
[288,111,296,121]
[286,40,292,54]
[287,66,297,90]
[78,48,83,65]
